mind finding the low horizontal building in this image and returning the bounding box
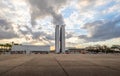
[11,45,50,54]
[66,48,87,54]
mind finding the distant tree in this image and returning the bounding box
[111,45,120,53]
[111,45,120,49]
[5,43,12,52]
[102,45,110,53]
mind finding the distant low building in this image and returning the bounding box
[66,48,87,54]
[11,45,50,54]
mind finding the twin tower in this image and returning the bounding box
[55,25,65,53]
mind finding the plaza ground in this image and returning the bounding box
[0,54,120,76]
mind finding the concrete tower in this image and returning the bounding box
[55,25,65,53]
[55,25,60,53]
[60,25,65,53]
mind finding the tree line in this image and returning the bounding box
[0,43,20,54]
[86,45,120,54]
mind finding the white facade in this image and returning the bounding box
[55,25,60,53]
[11,45,50,54]
[60,25,65,53]
[55,25,65,53]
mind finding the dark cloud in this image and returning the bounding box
[32,31,54,41]
[19,26,54,41]
[0,19,12,30]
[79,15,120,42]
[0,19,18,39]
[19,29,29,35]
[0,29,18,39]
[65,32,74,39]
[28,0,68,25]
[45,34,55,40]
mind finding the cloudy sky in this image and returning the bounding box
[0,0,120,48]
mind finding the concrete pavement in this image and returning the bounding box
[0,54,120,76]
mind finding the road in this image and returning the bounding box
[0,54,120,76]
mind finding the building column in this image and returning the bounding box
[61,25,65,53]
[55,25,60,53]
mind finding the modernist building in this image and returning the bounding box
[55,25,65,53]
[11,45,50,54]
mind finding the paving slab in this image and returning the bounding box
[2,66,66,76]
[0,55,25,61]
[0,54,120,76]
[64,66,120,76]
[0,55,34,75]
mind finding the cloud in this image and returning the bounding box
[19,25,55,45]
[11,0,69,45]
[0,18,18,39]
[66,32,74,39]
[0,29,18,39]
[66,36,85,47]
[0,0,30,39]
[0,0,120,47]
[0,19,11,30]
[28,0,68,25]
[79,15,120,42]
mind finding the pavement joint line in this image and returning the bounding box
[54,56,69,76]
[0,56,35,76]
[102,66,120,71]
[80,57,120,72]
[0,55,26,62]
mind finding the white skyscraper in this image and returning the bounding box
[55,25,65,53]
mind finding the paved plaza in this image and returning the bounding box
[0,54,120,76]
